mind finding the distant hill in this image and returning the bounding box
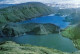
[0,2,54,23]
[0,4,14,9]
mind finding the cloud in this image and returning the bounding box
[0,0,80,4]
[0,0,53,4]
[0,0,14,4]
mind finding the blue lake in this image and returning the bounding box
[0,15,78,52]
[20,15,70,29]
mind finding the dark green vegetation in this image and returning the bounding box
[1,41,80,54]
[1,23,59,37]
[0,2,58,37]
[61,24,80,50]
[0,2,54,23]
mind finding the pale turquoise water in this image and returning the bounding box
[0,33,78,52]
[0,15,78,52]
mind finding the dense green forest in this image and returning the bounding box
[1,23,59,37]
[0,2,54,23]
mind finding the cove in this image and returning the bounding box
[0,15,78,52]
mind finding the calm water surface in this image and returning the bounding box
[20,15,70,29]
[0,15,78,52]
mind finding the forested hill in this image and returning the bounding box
[0,2,54,23]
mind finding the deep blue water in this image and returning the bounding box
[0,15,78,52]
[20,15,70,29]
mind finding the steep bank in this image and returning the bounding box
[0,23,59,37]
[0,2,54,23]
[61,24,80,50]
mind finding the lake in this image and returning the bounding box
[0,15,78,52]
[20,15,70,29]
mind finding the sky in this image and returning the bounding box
[0,0,80,4]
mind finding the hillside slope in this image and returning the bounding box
[1,23,59,37]
[0,2,54,23]
[0,41,80,54]
[61,24,80,49]
[0,41,70,54]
